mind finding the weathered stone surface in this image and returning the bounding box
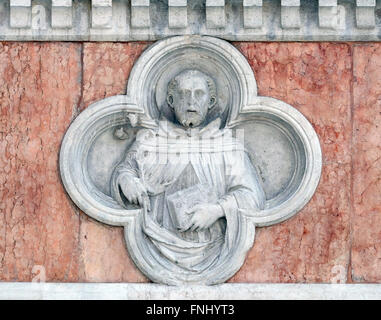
[230,43,352,282]
[81,42,150,109]
[64,36,323,285]
[79,220,147,282]
[2,0,381,41]
[352,44,381,282]
[0,43,82,281]
[80,42,149,282]
[1,41,378,284]
[2,283,381,300]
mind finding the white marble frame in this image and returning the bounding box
[59,35,322,284]
[234,96,322,227]
[1,283,381,300]
[60,35,322,227]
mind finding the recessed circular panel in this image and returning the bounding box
[236,118,299,202]
[235,96,322,227]
[154,48,234,116]
[87,126,138,196]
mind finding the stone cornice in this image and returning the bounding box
[2,0,381,41]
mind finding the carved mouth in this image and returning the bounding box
[187,110,198,114]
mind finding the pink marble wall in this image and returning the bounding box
[231,43,352,283]
[79,43,149,283]
[352,44,381,283]
[0,41,380,283]
[0,43,82,281]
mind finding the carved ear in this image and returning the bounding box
[209,96,217,109]
[167,94,174,109]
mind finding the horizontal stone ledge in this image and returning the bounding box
[0,283,381,300]
[1,0,381,42]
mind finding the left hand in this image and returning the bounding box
[182,203,225,232]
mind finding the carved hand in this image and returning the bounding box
[183,203,225,232]
[119,175,151,211]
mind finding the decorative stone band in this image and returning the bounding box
[0,283,381,300]
[2,0,381,41]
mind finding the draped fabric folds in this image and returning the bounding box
[111,118,265,276]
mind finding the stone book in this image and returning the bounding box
[167,184,219,230]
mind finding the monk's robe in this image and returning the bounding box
[111,118,265,276]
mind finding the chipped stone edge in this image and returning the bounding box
[0,283,381,300]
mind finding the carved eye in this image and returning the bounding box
[209,96,216,107]
[195,89,205,98]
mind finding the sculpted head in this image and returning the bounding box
[167,70,217,128]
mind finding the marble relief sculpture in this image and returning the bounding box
[60,36,322,285]
[111,69,266,276]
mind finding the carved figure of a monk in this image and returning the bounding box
[111,70,265,278]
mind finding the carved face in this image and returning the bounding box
[167,70,216,128]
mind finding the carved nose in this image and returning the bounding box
[188,94,198,107]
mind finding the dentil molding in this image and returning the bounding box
[1,0,381,41]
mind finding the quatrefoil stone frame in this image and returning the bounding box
[60,36,322,285]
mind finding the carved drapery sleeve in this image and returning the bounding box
[218,151,266,217]
[110,141,140,208]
